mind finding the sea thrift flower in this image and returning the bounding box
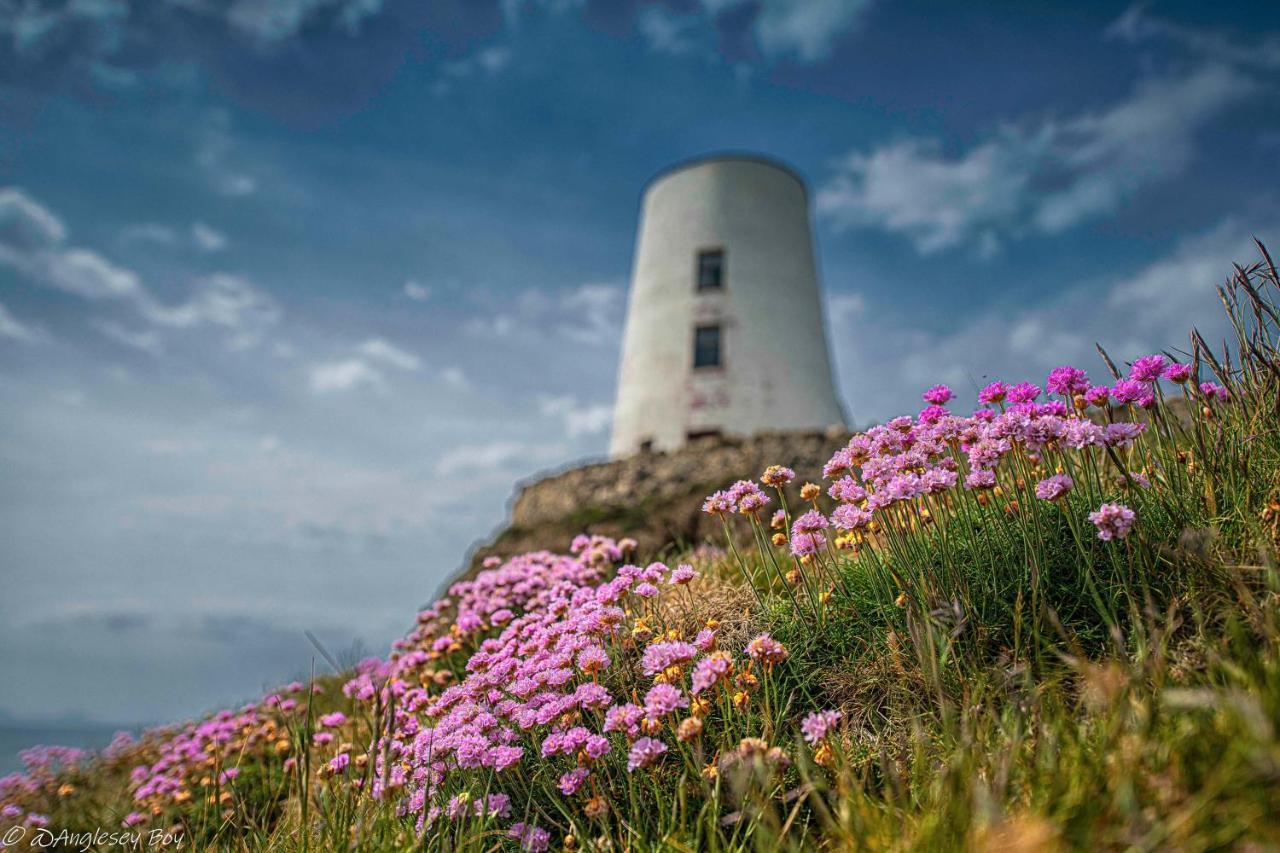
[1007,382,1041,404]
[770,509,786,529]
[1089,503,1136,541]
[701,491,732,515]
[965,469,997,490]
[1046,365,1089,396]
[800,710,843,745]
[789,530,826,557]
[669,564,697,584]
[1035,474,1074,502]
[319,711,347,728]
[792,510,828,533]
[978,381,1008,404]
[604,703,644,737]
[746,633,788,667]
[691,651,733,694]
[1163,362,1193,383]
[643,683,689,719]
[329,753,350,773]
[919,404,949,424]
[576,646,610,673]
[626,737,668,772]
[641,641,698,676]
[509,823,551,852]
[1084,384,1112,407]
[1110,379,1145,404]
[558,767,590,796]
[1200,381,1229,401]
[761,465,795,487]
[1129,354,1167,382]
[922,384,954,405]
[737,489,771,515]
[832,503,872,531]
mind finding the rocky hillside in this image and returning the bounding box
[464,428,851,572]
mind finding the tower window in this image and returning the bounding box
[693,324,722,369]
[696,249,724,291]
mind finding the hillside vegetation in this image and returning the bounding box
[3,247,1280,851]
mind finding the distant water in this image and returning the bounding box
[0,724,139,775]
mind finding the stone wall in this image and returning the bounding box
[463,427,851,574]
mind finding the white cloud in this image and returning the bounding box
[817,64,1259,255]
[191,222,227,252]
[197,109,258,198]
[434,439,567,477]
[440,366,468,388]
[539,394,613,438]
[751,0,872,62]
[0,301,44,344]
[309,358,386,393]
[142,273,281,349]
[93,319,164,356]
[403,281,431,301]
[0,187,67,249]
[357,338,422,371]
[556,282,624,346]
[638,6,698,56]
[827,218,1273,422]
[1107,5,1280,71]
[1,189,280,351]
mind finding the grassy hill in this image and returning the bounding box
[3,247,1279,851]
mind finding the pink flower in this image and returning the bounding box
[319,711,347,728]
[643,683,688,719]
[800,710,842,745]
[558,767,590,795]
[626,737,668,772]
[832,503,872,530]
[1200,381,1229,401]
[922,384,954,405]
[1046,365,1089,396]
[1007,382,1041,404]
[1162,362,1193,383]
[1129,354,1167,383]
[669,564,697,585]
[1034,474,1074,502]
[1088,502,1136,541]
[761,465,795,487]
[978,381,1008,404]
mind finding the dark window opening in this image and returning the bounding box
[693,324,722,369]
[638,439,654,453]
[687,429,722,443]
[696,249,724,291]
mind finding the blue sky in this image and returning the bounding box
[1,0,1278,726]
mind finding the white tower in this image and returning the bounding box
[609,154,846,458]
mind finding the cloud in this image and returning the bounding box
[463,281,624,347]
[0,301,45,344]
[1107,5,1280,71]
[192,222,228,252]
[440,366,468,388]
[121,222,227,253]
[434,439,567,477]
[637,0,873,64]
[142,274,281,349]
[197,109,258,198]
[0,186,66,249]
[2,188,279,350]
[93,319,165,356]
[435,45,513,95]
[308,339,419,393]
[817,64,1260,255]
[357,338,422,371]
[309,358,386,393]
[403,281,431,301]
[539,394,613,438]
[827,218,1273,421]
[750,0,873,62]
[638,6,699,56]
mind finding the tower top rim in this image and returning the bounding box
[642,152,808,199]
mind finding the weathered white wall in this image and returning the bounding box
[609,155,847,457]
